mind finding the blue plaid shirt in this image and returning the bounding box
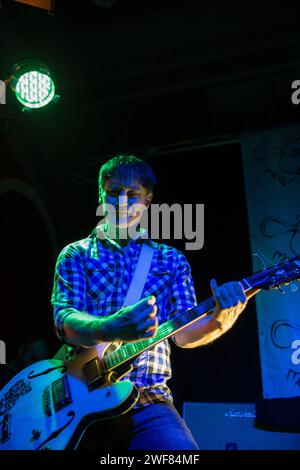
[51,228,197,407]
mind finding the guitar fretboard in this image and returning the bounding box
[101,277,255,372]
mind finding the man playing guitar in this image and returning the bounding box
[51,154,256,450]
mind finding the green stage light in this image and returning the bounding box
[15,71,55,109]
[11,61,56,110]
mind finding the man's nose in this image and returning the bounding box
[118,191,128,207]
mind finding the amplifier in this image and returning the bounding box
[183,402,300,450]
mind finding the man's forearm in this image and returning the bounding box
[174,287,260,348]
[174,314,226,348]
[62,312,108,347]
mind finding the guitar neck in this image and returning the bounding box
[102,278,254,372]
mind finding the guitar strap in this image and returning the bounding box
[123,242,155,307]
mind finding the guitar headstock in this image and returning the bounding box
[249,256,300,291]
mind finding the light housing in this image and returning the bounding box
[11,60,55,109]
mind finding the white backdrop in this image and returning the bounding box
[241,125,300,398]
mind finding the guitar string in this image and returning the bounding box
[101,268,280,369]
[103,299,215,370]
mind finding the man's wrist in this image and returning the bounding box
[211,310,231,333]
[92,315,114,343]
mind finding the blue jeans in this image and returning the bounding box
[78,402,199,451]
[128,402,199,450]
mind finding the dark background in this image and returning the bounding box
[1,0,300,412]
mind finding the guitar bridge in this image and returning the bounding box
[42,386,52,416]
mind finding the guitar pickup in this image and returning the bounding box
[83,358,105,391]
[51,376,72,412]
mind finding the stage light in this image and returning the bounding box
[11,61,56,109]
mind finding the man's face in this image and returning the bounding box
[100,177,153,228]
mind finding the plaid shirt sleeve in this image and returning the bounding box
[167,250,197,316]
[51,244,87,342]
[166,250,197,344]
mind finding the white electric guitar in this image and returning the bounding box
[1,257,299,450]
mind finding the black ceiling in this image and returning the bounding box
[1,0,300,209]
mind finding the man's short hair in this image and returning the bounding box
[99,155,156,196]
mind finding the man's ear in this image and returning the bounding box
[145,192,153,208]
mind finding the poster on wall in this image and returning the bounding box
[242,125,300,398]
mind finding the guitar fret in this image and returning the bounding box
[241,278,252,289]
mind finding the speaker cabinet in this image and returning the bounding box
[183,402,300,450]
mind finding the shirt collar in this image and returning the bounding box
[94,223,148,250]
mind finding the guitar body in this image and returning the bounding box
[1,256,299,450]
[0,343,139,450]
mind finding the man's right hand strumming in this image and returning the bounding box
[62,295,158,348]
[99,295,158,342]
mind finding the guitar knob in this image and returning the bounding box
[31,429,41,440]
[290,283,299,293]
